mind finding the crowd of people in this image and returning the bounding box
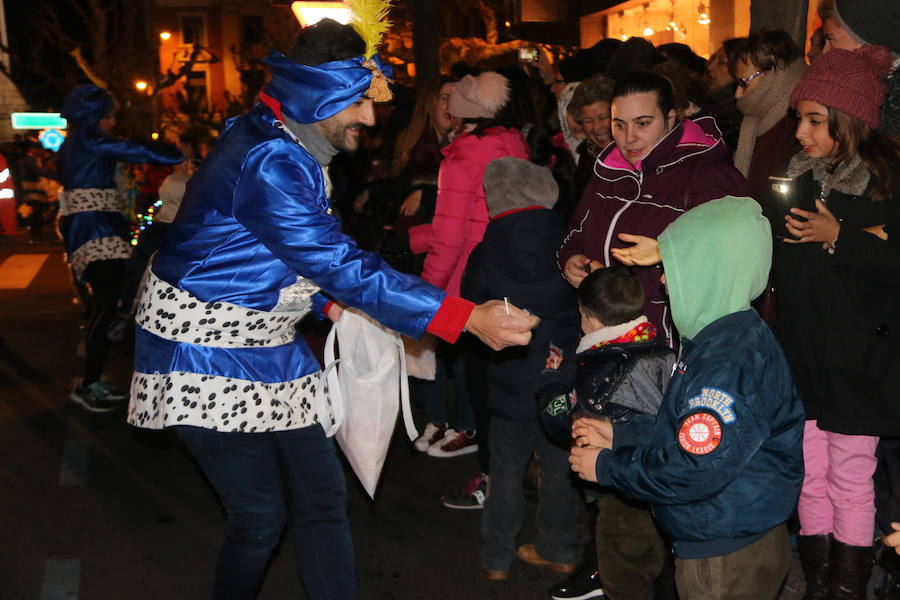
[7,0,900,598]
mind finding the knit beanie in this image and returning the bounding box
[834,0,900,55]
[483,157,558,218]
[789,45,892,130]
[447,72,510,119]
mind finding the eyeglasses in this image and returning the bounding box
[737,69,768,89]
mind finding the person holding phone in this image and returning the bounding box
[775,45,900,600]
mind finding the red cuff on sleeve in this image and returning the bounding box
[322,300,335,317]
[426,295,475,343]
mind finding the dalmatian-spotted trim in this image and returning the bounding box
[59,188,121,216]
[136,270,317,349]
[128,370,321,432]
[69,236,133,280]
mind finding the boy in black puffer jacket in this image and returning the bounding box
[538,266,674,600]
[462,157,583,580]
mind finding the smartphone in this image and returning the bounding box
[758,174,816,240]
[518,47,539,63]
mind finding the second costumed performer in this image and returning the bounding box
[126,6,537,600]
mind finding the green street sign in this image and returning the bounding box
[11,113,68,130]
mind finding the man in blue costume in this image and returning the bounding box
[58,85,183,412]
[127,19,537,599]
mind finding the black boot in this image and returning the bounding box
[798,534,831,600]
[829,540,875,600]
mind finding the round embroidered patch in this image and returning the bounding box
[678,412,722,455]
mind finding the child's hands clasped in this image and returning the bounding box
[568,418,614,483]
[571,417,613,449]
[569,446,601,482]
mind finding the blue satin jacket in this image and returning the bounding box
[139,103,448,385]
[57,123,182,263]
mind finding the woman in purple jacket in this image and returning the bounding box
[558,72,748,346]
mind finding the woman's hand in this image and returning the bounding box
[563,254,603,287]
[611,233,661,266]
[398,189,423,217]
[784,200,840,245]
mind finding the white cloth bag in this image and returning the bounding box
[319,308,418,498]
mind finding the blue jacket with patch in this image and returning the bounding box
[594,197,804,559]
[596,310,804,558]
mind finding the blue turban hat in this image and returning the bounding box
[260,52,393,124]
[60,85,115,125]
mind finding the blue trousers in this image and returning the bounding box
[481,417,581,570]
[175,425,356,600]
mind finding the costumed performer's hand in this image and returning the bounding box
[569,445,601,482]
[611,233,661,266]
[325,302,343,323]
[885,523,900,556]
[399,189,423,217]
[467,300,540,351]
[784,200,840,246]
[572,417,613,449]
[563,254,604,288]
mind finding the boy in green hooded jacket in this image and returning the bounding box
[569,196,805,599]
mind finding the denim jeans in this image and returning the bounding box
[420,341,475,432]
[481,417,580,570]
[175,425,356,600]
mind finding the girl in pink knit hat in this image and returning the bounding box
[775,43,900,600]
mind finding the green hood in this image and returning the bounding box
[658,196,772,340]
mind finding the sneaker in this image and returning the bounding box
[517,544,576,574]
[95,380,128,401]
[548,565,604,599]
[441,472,488,509]
[413,422,447,452]
[70,382,117,413]
[426,428,478,457]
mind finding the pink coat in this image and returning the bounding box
[414,126,529,296]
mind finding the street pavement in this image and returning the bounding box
[0,232,806,599]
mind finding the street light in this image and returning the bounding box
[134,80,148,92]
[159,31,172,41]
[291,1,352,27]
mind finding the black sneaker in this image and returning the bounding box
[70,382,117,413]
[548,565,604,600]
[440,472,488,509]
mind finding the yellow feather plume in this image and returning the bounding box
[345,0,393,59]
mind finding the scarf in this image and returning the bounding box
[285,116,339,167]
[576,316,655,354]
[786,151,870,198]
[733,59,806,177]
